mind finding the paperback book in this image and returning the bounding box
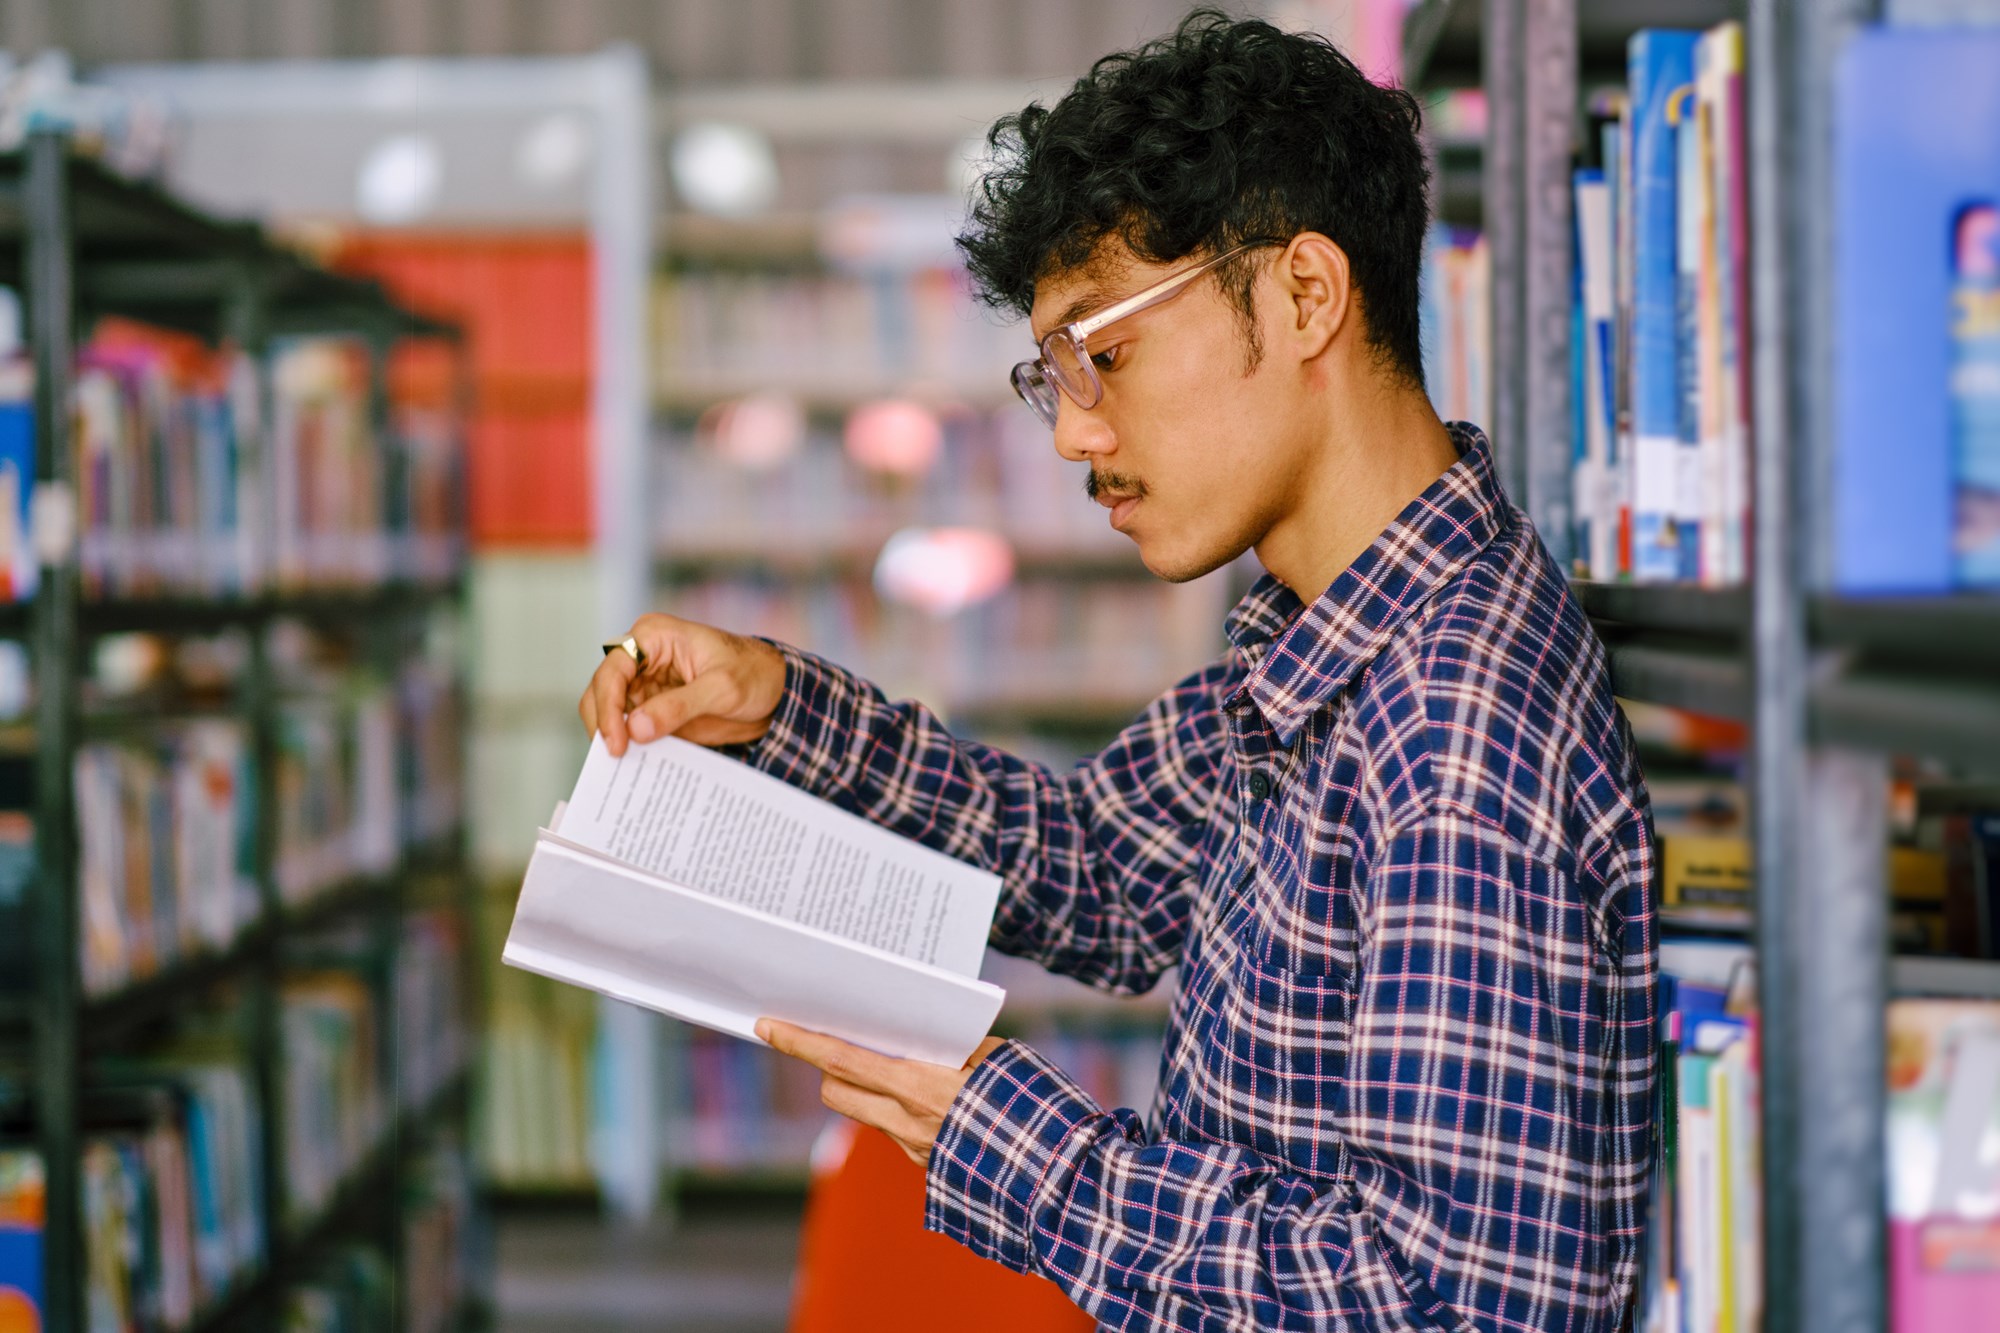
[504,735,1007,1067]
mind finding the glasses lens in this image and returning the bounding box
[1042,332,1101,409]
[1011,360,1060,430]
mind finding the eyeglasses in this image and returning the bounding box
[1010,241,1276,430]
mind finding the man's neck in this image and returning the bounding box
[1254,381,1461,603]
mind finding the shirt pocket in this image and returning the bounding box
[1219,923,1353,1177]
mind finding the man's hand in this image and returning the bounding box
[579,613,787,756]
[756,1018,1007,1168]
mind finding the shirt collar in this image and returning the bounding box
[1223,423,1511,746]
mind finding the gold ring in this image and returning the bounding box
[601,636,645,669]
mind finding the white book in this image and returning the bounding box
[503,735,1008,1067]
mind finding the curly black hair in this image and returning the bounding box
[958,8,1431,388]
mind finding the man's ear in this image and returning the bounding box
[1275,232,1352,361]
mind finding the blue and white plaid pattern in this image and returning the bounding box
[745,424,1656,1333]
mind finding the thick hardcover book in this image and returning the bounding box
[504,735,1007,1067]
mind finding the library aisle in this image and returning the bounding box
[5,1,2000,1332]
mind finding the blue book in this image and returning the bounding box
[0,378,34,603]
[1626,30,1699,583]
[1834,28,2000,592]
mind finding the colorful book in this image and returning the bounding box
[1627,30,1700,583]
[1833,28,2000,592]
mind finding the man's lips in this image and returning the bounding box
[1097,491,1142,529]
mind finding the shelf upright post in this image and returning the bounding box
[1749,1,1886,1331]
[362,325,411,1332]
[224,264,287,1306]
[1519,0,1576,570]
[24,128,84,1333]
[1483,0,1526,505]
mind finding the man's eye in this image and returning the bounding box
[1091,347,1120,371]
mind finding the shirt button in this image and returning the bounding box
[1247,771,1272,803]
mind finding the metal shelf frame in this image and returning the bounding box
[7,130,481,1333]
[1467,1,2000,1329]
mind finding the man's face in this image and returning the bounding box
[1026,244,1312,584]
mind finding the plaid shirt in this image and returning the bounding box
[747,424,1656,1333]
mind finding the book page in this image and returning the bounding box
[558,735,999,978]
[504,836,1006,1067]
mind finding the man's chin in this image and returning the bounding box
[1132,534,1235,585]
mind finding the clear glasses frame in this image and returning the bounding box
[1009,240,1277,430]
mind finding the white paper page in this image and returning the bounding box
[560,734,999,978]
[504,835,1005,1067]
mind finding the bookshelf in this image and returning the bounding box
[0,130,483,1331]
[1418,0,2000,1327]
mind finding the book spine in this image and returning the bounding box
[1628,31,1700,582]
[1575,170,1616,580]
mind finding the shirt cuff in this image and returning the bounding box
[738,640,866,801]
[923,1038,1107,1274]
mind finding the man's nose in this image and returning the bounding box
[1050,397,1113,464]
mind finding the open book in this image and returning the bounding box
[501,735,1007,1067]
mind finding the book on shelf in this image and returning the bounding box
[1626,29,1699,584]
[0,356,35,603]
[504,733,1007,1067]
[1887,998,2000,1331]
[281,969,386,1228]
[1569,25,1749,586]
[29,1051,272,1332]
[1831,27,2000,593]
[1642,940,1760,1333]
[0,304,466,601]
[1574,169,1619,580]
[1419,224,1491,432]
[653,266,1020,406]
[74,721,259,997]
[0,1149,41,1328]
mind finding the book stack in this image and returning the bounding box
[1571,22,1750,585]
[479,918,595,1191]
[654,267,1021,404]
[269,339,392,591]
[272,682,401,906]
[0,301,468,604]
[66,1056,268,1332]
[395,911,467,1114]
[1644,940,1761,1333]
[389,403,467,587]
[72,332,263,600]
[400,1141,474,1333]
[398,655,466,851]
[672,1031,830,1175]
[280,971,385,1228]
[74,721,259,996]
[657,408,1133,566]
[1420,225,1492,431]
[660,573,1230,723]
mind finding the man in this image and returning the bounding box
[581,12,1656,1332]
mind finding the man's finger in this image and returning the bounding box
[628,669,733,745]
[592,655,638,755]
[817,1078,933,1162]
[758,1019,910,1098]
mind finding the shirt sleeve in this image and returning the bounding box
[923,809,1645,1333]
[741,642,1235,995]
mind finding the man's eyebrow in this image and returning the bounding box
[1032,290,1113,343]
